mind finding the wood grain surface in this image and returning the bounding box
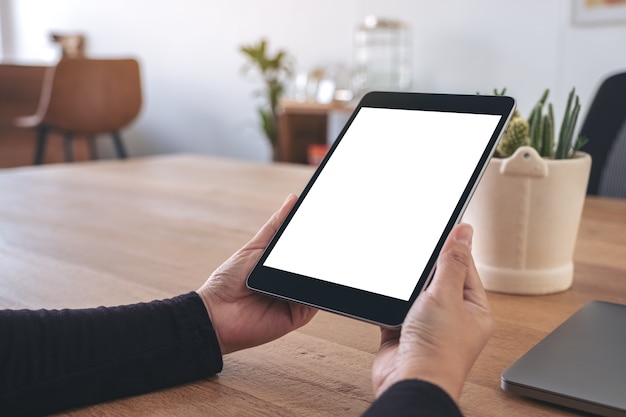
[1,154,624,416]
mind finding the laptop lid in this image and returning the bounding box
[501,301,626,417]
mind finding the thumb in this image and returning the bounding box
[427,224,474,302]
[246,194,297,250]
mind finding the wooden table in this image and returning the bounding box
[1,154,625,416]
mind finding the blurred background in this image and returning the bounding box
[1,0,625,164]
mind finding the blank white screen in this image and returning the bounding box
[264,107,501,300]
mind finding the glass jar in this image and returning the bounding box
[353,16,412,98]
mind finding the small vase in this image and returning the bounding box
[462,146,592,295]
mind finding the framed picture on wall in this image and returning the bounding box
[572,0,626,25]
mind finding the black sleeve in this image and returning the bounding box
[361,379,464,417]
[0,292,223,417]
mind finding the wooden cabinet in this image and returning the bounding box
[276,99,353,164]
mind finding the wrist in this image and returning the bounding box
[385,362,464,403]
[195,289,229,354]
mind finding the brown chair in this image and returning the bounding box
[15,57,142,164]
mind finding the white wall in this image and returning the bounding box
[4,0,626,162]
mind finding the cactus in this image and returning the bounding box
[540,104,555,157]
[493,87,586,159]
[492,88,531,158]
[554,88,583,159]
[496,110,530,157]
[527,88,549,129]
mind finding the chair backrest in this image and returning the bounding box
[579,71,626,198]
[38,57,142,134]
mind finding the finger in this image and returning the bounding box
[451,224,489,305]
[427,223,474,302]
[287,302,318,328]
[379,327,401,346]
[462,247,490,307]
[246,194,298,249]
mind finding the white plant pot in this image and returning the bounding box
[462,146,592,295]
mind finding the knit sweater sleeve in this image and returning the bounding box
[360,379,464,417]
[0,292,222,416]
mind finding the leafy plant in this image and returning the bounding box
[494,88,588,159]
[240,39,293,154]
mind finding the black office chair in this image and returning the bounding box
[578,71,626,198]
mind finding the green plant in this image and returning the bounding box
[494,87,588,159]
[240,39,293,153]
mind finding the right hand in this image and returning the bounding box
[370,223,493,403]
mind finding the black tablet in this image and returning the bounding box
[247,91,515,327]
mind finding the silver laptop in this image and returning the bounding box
[501,301,626,417]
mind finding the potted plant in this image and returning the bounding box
[462,88,592,295]
[240,39,293,161]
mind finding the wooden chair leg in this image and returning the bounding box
[64,132,74,162]
[87,135,98,160]
[111,131,128,159]
[34,126,48,165]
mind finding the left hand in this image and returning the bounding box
[196,194,317,354]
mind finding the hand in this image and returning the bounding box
[371,223,493,403]
[196,194,317,354]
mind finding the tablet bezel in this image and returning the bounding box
[247,91,515,327]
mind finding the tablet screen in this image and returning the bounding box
[247,92,515,326]
[263,107,502,301]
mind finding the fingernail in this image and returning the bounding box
[455,224,473,247]
[283,194,296,205]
